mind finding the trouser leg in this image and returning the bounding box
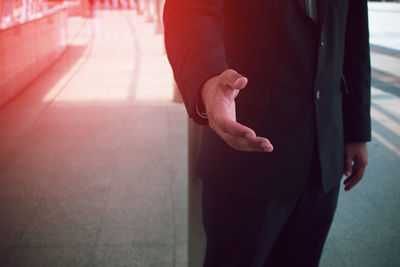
[202,185,267,267]
[201,165,340,267]
[263,161,340,267]
[202,184,300,267]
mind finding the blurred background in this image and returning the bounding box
[0,0,399,266]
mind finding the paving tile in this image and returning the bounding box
[18,187,102,246]
[0,172,48,200]
[33,185,109,226]
[175,243,188,267]
[9,246,94,267]
[172,206,188,247]
[0,179,48,249]
[89,245,173,267]
[106,173,172,201]
[0,248,15,266]
[333,235,399,267]
[99,191,174,239]
[319,238,347,267]
[96,222,174,246]
[19,223,98,247]
[331,192,376,234]
[0,223,25,248]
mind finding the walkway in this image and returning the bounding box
[0,8,187,267]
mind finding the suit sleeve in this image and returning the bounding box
[163,0,229,125]
[342,0,371,143]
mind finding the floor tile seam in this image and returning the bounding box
[87,11,142,102]
[9,244,97,249]
[165,104,186,267]
[93,242,174,248]
[88,53,140,266]
[67,17,90,47]
[87,11,142,265]
[122,10,142,101]
[88,11,173,265]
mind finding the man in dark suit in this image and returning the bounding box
[164,0,371,266]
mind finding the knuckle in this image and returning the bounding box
[209,118,220,132]
[230,139,246,151]
[219,121,228,132]
[225,69,236,76]
[361,160,368,167]
[209,124,218,134]
[231,141,241,151]
[225,136,235,146]
[249,141,260,150]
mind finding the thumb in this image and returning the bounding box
[221,69,248,90]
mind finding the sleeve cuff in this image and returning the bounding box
[196,102,208,119]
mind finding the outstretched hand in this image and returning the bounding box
[200,69,273,152]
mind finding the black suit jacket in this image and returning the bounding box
[164,0,371,200]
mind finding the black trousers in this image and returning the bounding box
[201,156,340,267]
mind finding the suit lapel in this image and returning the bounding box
[297,0,307,14]
[296,0,307,14]
[296,0,320,24]
[317,0,328,29]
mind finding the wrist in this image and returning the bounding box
[200,74,219,113]
[197,88,207,115]
[196,93,208,118]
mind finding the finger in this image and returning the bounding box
[213,112,273,151]
[343,154,353,177]
[343,172,363,191]
[232,76,248,89]
[217,117,256,139]
[220,69,248,90]
[219,130,273,152]
[343,163,366,191]
[232,135,273,152]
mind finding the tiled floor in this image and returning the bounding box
[0,8,186,267]
[0,3,399,267]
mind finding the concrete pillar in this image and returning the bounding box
[188,119,206,267]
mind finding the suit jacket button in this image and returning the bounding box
[315,90,321,100]
[320,36,327,47]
